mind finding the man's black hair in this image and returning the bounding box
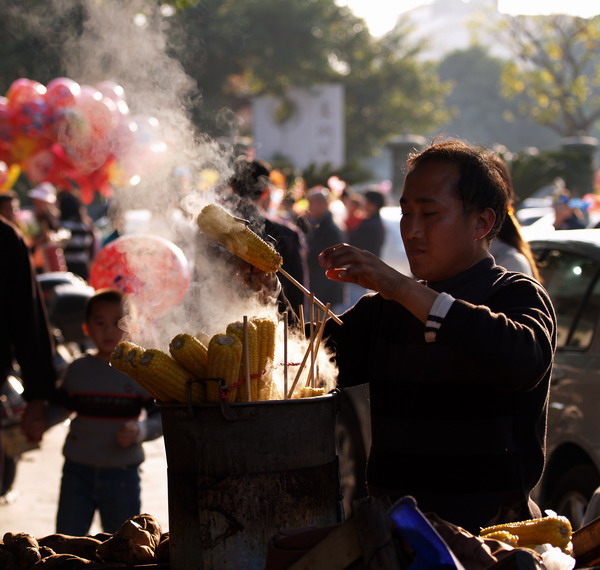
[229,159,272,201]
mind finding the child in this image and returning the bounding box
[49,288,162,536]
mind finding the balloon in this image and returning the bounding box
[95,80,126,103]
[6,78,46,109]
[45,77,80,112]
[89,234,191,316]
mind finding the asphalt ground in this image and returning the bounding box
[0,421,170,538]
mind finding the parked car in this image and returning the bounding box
[528,229,600,528]
[338,228,600,528]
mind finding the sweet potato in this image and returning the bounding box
[37,534,102,561]
[3,532,41,569]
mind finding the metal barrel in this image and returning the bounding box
[158,392,341,569]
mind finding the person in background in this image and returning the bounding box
[58,190,98,281]
[227,158,308,317]
[343,191,365,233]
[0,216,58,492]
[298,187,347,313]
[345,188,387,309]
[553,188,587,230]
[0,191,19,225]
[48,289,162,535]
[318,138,556,533]
[489,156,540,279]
[27,182,63,273]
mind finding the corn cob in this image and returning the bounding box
[479,516,572,551]
[294,386,327,399]
[226,321,259,401]
[138,348,200,403]
[480,531,519,547]
[252,317,276,400]
[207,334,243,403]
[110,342,170,401]
[196,203,282,273]
[169,333,209,378]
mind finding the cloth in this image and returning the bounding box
[300,211,347,307]
[490,239,535,277]
[0,217,57,401]
[51,353,162,469]
[56,459,141,535]
[346,212,386,258]
[324,256,556,533]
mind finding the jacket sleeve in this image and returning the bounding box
[436,276,556,392]
[137,397,163,442]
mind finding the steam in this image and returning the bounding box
[47,0,337,394]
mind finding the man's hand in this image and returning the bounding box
[318,243,404,300]
[20,399,48,444]
[117,421,140,448]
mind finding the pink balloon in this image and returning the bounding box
[89,235,191,316]
[45,77,80,112]
[95,80,126,103]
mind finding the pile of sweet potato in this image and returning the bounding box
[0,513,169,569]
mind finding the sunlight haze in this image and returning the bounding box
[340,0,600,37]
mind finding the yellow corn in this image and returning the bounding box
[207,334,243,403]
[226,321,259,401]
[480,531,519,547]
[252,317,276,400]
[169,333,209,379]
[294,386,327,399]
[138,349,201,403]
[479,515,572,551]
[196,203,283,273]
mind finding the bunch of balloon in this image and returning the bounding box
[0,77,168,203]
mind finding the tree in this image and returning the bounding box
[499,14,600,137]
[168,4,450,164]
[436,45,561,151]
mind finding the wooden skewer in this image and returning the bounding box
[278,267,343,325]
[299,304,305,333]
[283,310,289,400]
[305,303,329,388]
[287,308,329,399]
[309,294,315,389]
[243,316,251,402]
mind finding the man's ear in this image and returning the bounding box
[475,207,496,241]
[82,322,89,337]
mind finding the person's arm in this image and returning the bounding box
[117,397,163,447]
[318,243,438,323]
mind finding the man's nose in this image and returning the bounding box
[402,216,424,238]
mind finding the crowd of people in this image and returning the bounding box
[0,136,581,544]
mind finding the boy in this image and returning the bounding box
[49,288,162,535]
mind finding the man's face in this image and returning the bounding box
[400,159,489,282]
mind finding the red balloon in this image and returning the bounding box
[6,78,46,109]
[89,235,191,316]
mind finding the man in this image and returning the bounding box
[300,187,347,313]
[319,139,556,533]
[228,159,308,316]
[0,215,57,490]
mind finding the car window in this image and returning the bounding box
[536,248,600,349]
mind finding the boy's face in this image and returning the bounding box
[400,159,494,282]
[83,301,125,359]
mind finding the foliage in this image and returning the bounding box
[508,148,595,200]
[437,45,561,151]
[498,14,600,137]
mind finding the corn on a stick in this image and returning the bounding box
[137,349,198,403]
[226,320,259,401]
[252,316,277,400]
[197,203,282,274]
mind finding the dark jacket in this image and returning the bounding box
[346,212,385,257]
[0,217,57,401]
[324,257,556,533]
[300,211,346,307]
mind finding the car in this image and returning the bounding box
[338,228,600,528]
[528,229,600,528]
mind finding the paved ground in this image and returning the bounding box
[0,421,170,538]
